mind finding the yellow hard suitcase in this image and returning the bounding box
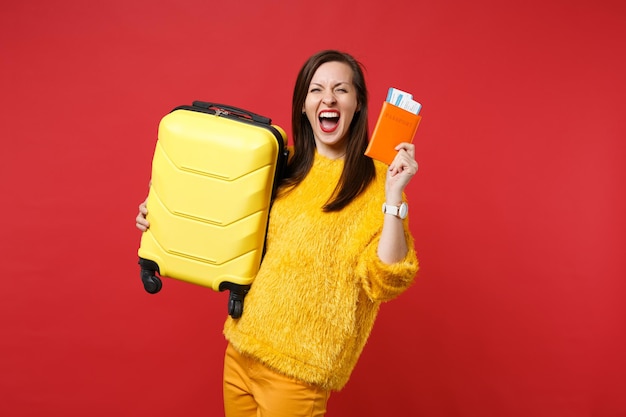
[138,101,288,318]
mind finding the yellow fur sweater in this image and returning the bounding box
[223,151,419,391]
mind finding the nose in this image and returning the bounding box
[322,91,336,105]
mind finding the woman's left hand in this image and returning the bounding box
[385,142,418,202]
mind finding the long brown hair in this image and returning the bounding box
[281,50,375,212]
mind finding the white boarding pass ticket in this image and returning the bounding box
[386,87,422,115]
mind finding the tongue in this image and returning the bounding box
[320,118,339,132]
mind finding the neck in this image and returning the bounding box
[315,143,346,160]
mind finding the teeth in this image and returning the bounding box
[319,111,339,118]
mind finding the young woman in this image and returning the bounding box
[136,50,419,417]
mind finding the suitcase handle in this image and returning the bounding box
[192,101,272,125]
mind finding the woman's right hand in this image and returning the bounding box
[136,197,150,232]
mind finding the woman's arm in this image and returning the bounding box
[377,142,418,264]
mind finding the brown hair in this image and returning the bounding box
[281,50,375,212]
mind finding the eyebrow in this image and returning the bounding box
[310,81,351,88]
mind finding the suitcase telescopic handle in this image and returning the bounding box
[192,101,272,125]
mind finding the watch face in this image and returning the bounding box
[399,203,408,219]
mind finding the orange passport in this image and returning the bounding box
[364,101,422,165]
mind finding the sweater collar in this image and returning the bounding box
[314,151,345,168]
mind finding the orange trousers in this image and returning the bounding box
[223,343,330,417]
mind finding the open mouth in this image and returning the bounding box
[319,110,340,133]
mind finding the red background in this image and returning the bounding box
[1,0,625,416]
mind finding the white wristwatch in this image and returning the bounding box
[382,202,408,219]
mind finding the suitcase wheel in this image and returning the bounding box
[221,283,250,319]
[139,258,162,294]
[228,297,243,319]
[142,273,162,294]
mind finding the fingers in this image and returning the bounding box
[136,216,149,232]
[394,142,415,159]
[389,142,418,177]
[136,199,150,231]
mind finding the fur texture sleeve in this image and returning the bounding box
[355,222,419,302]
